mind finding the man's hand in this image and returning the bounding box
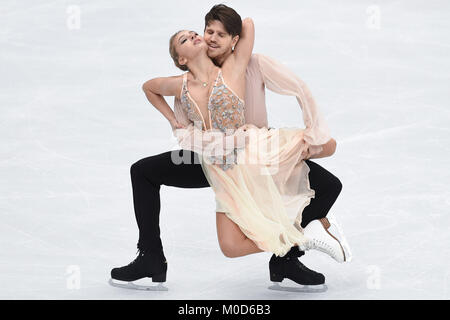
[306,138,337,159]
[240,123,257,132]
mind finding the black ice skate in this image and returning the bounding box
[109,250,168,291]
[268,247,327,293]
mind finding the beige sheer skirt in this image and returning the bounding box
[200,126,317,257]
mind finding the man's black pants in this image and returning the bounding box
[130,150,342,255]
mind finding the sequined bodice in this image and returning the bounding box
[180,69,245,170]
[180,69,245,132]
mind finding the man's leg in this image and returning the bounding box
[110,150,209,284]
[131,150,209,254]
[300,159,343,228]
[269,160,343,287]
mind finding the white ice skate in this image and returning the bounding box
[326,214,353,262]
[108,278,168,291]
[300,217,351,263]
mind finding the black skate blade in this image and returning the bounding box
[268,282,328,293]
[108,278,168,291]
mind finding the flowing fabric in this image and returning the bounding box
[172,54,331,256]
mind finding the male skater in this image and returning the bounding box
[110,4,343,289]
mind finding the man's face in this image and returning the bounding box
[204,20,235,59]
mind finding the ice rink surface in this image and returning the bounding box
[1,0,449,299]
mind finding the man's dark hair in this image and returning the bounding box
[204,4,242,37]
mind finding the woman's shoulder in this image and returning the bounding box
[165,74,185,98]
[169,73,186,82]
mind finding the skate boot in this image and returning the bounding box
[301,217,348,263]
[109,250,168,291]
[268,247,327,293]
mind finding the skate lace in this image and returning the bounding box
[293,259,312,273]
[304,239,337,259]
[284,255,319,276]
[128,249,144,266]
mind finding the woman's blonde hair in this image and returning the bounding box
[169,30,188,71]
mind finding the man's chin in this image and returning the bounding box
[207,49,219,59]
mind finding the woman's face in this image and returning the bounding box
[174,30,207,66]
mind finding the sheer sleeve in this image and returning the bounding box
[255,54,331,154]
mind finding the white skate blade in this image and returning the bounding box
[268,282,328,293]
[108,278,168,291]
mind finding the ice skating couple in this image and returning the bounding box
[110,4,351,291]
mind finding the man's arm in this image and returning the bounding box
[255,54,332,149]
[306,138,337,159]
[230,17,255,74]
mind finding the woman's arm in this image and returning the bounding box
[142,75,184,129]
[144,75,246,156]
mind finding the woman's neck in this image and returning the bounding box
[187,53,217,81]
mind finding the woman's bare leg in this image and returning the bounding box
[216,212,263,258]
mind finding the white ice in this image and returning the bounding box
[1,0,449,299]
